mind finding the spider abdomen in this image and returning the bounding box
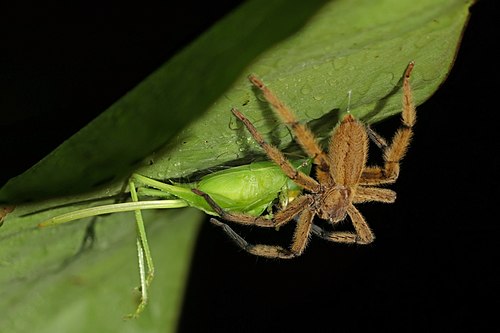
[329,115,369,186]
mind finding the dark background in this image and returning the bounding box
[1,1,498,332]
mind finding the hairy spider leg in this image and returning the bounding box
[248,75,331,174]
[232,108,320,193]
[193,188,312,229]
[353,186,397,203]
[360,61,416,185]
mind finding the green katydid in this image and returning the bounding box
[39,158,311,318]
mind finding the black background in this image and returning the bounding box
[1,1,498,332]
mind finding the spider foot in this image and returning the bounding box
[354,235,374,245]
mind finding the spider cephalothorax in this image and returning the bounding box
[194,62,416,259]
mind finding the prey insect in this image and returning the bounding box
[193,62,416,259]
[39,159,311,317]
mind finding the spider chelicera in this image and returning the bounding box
[193,62,416,259]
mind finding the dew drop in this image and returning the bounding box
[421,68,440,82]
[414,33,436,49]
[377,72,395,90]
[333,56,348,70]
[301,84,312,95]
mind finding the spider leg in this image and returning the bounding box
[232,108,320,193]
[248,75,331,174]
[312,203,374,245]
[192,188,312,228]
[353,186,396,204]
[360,62,416,185]
[209,207,315,259]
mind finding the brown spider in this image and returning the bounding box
[193,62,416,259]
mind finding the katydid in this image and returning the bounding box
[39,158,311,317]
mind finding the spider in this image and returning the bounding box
[193,62,416,259]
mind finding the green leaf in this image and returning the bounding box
[0,0,474,332]
[0,205,202,332]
